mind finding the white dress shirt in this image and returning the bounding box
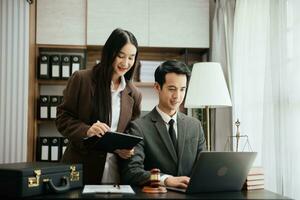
[101,76,126,183]
[155,106,178,186]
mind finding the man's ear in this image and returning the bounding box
[154,82,161,92]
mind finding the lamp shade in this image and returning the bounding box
[184,62,232,108]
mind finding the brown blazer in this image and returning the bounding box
[55,68,142,184]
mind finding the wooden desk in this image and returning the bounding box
[28,187,291,199]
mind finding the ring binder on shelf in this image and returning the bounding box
[50,137,60,162]
[37,137,50,161]
[71,55,81,74]
[61,55,71,79]
[38,54,50,79]
[49,96,60,119]
[59,95,64,105]
[39,95,50,119]
[60,137,69,158]
[50,55,61,79]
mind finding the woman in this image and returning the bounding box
[55,28,142,184]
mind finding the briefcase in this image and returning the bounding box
[0,162,82,197]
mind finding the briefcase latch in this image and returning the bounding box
[70,165,79,181]
[28,169,41,187]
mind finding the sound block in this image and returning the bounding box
[142,186,167,193]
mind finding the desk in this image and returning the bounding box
[28,187,291,199]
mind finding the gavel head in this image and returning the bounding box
[150,168,161,188]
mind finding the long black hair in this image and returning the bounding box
[92,28,139,125]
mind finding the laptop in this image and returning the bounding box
[167,151,257,193]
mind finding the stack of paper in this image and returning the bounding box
[139,61,162,82]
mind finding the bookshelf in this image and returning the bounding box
[27,45,209,162]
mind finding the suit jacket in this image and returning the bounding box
[120,108,206,185]
[55,68,141,184]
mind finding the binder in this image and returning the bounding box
[60,95,64,104]
[49,96,60,119]
[49,137,60,162]
[60,137,69,158]
[71,55,81,74]
[38,54,50,79]
[50,55,61,79]
[61,55,71,79]
[39,95,49,119]
[37,137,50,161]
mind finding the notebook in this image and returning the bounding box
[167,151,257,193]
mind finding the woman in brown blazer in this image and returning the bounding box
[55,28,142,184]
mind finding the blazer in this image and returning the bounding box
[55,68,142,184]
[120,108,206,185]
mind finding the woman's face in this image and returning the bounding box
[112,43,137,79]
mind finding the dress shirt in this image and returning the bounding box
[155,106,178,186]
[101,76,126,183]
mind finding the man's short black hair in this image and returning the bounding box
[154,60,191,88]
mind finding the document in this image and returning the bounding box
[82,185,135,194]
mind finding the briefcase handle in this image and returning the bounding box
[43,176,70,193]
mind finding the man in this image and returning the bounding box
[121,60,206,189]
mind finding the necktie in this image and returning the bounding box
[168,119,177,150]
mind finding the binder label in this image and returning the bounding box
[62,65,70,78]
[41,145,49,160]
[40,63,48,75]
[52,65,60,77]
[50,106,57,119]
[72,63,80,74]
[51,146,59,161]
[40,107,48,119]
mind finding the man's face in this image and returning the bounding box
[155,72,187,116]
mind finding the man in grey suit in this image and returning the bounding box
[121,60,206,189]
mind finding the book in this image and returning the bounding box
[246,174,264,181]
[243,184,264,190]
[82,185,135,194]
[83,131,143,153]
[246,179,264,186]
[248,166,264,175]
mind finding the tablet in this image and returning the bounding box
[83,131,143,152]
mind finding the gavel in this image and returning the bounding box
[149,168,160,188]
[142,168,167,193]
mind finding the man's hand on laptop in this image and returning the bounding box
[164,176,190,189]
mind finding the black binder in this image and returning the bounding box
[37,137,50,161]
[49,96,60,119]
[71,55,81,74]
[39,95,50,119]
[60,95,64,104]
[49,137,60,162]
[60,137,69,158]
[61,55,71,79]
[38,54,50,79]
[83,131,143,153]
[50,55,61,79]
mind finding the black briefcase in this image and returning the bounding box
[0,162,83,197]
